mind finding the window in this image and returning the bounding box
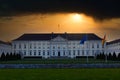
[73,50,75,55]
[19,44,21,49]
[63,51,65,55]
[38,50,41,55]
[97,44,99,48]
[47,51,49,55]
[82,50,84,56]
[86,51,89,55]
[30,44,32,49]
[34,50,36,55]
[14,44,16,49]
[69,50,71,55]
[30,50,32,55]
[24,51,26,55]
[43,51,45,55]
[53,46,55,49]
[47,47,50,49]
[58,47,60,49]
[53,51,55,56]
[73,43,75,45]
[63,47,66,49]
[92,44,94,48]
[92,50,94,55]
[24,44,26,49]
[43,47,45,49]
[78,50,80,55]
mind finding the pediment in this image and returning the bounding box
[51,35,66,41]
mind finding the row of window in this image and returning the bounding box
[14,44,101,49]
[18,50,97,56]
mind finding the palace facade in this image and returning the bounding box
[0,40,12,56]
[12,33,105,58]
[107,39,120,55]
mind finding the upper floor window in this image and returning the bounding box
[73,47,75,49]
[86,51,89,55]
[58,47,60,49]
[43,47,45,49]
[63,47,66,49]
[82,50,84,56]
[30,44,32,49]
[34,46,36,49]
[73,43,75,45]
[69,50,71,55]
[24,44,26,48]
[14,44,16,49]
[92,44,94,48]
[53,46,55,49]
[97,44,99,48]
[19,44,21,49]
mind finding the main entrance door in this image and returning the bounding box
[58,51,60,57]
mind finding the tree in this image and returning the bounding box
[9,52,13,60]
[96,53,100,59]
[101,52,105,60]
[6,53,10,61]
[0,52,6,61]
[108,53,112,60]
[112,52,117,61]
[118,53,120,61]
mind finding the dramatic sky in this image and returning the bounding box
[0,0,120,42]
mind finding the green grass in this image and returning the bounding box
[0,69,120,80]
[0,58,120,64]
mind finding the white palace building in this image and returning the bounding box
[12,33,105,58]
[107,39,120,56]
[0,40,12,56]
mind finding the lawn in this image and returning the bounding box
[0,69,120,80]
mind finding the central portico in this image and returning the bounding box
[50,35,68,58]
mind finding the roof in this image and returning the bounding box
[0,40,11,45]
[107,39,120,45]
[13,33,102,41]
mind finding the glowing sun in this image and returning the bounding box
[72,13,82,22]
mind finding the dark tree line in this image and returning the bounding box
[0,52,21,61]
[96,52,120,61]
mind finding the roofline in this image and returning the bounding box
[12,33,102,41]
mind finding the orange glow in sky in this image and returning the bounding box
[0,13,120,41]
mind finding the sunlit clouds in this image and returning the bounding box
[0,13,120,41]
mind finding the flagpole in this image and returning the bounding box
[87,34,88,63]
[80,34,88,63]
[102,34,107,63]
[105,42,107,63]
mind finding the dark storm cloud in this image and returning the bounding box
[0,0,120,20]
